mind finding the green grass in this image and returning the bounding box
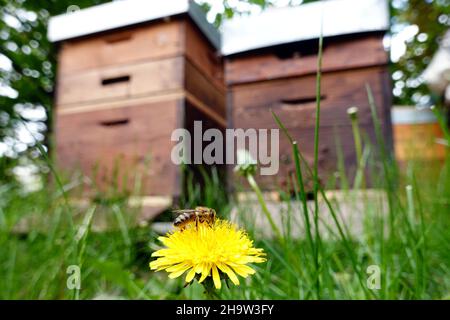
[1,119,449,299]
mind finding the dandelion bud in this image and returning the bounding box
[234,149,257,177]
[347,106,359,120]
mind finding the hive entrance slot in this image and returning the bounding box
[274,39,324,60]
[99,119,130,127]
[104,34,133,44]
[101,75,131,86]
[281,95,327,106]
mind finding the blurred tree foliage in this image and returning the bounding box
[0,0,111,181]
[390,0,449,106]
[198,0,318,26]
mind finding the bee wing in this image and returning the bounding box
[172,209,197,215]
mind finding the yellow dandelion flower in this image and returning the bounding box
[149,219,266,289]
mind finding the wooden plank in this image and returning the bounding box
[57,57,184,106]
[185,59,226,118]
[183,100,227,189]
[185,93,227,128]
[58,20,184,74]
[57,89,185,115]
[393,123,446,161]
[56,89,226,128]
[231,67,389,129]
[183,19,225,90]
[56,99,182,196]
[225,34,388,85]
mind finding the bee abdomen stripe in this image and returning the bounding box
[174,213,192,225]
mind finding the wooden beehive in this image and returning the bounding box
[49,0,225,204]
[222,0,393,190]
[392,106,447,162]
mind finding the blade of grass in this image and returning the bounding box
[431,105,450,145]
[310,25,325,298]
[74,205,96,300]
[272,111,375,297]
[272,111,315,259]
[366,84,396,236]
[246,174,282,239]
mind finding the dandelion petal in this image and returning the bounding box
[212,265,221,289]
[185,268,196,283]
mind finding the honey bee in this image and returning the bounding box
[173,206,216,230]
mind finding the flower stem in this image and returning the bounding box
[350,112,366,189]
[202,279,220,300]
[312,25,324,299]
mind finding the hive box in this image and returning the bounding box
[222,0,393,190]
[391,106,447,162]
[49,0,225,207]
